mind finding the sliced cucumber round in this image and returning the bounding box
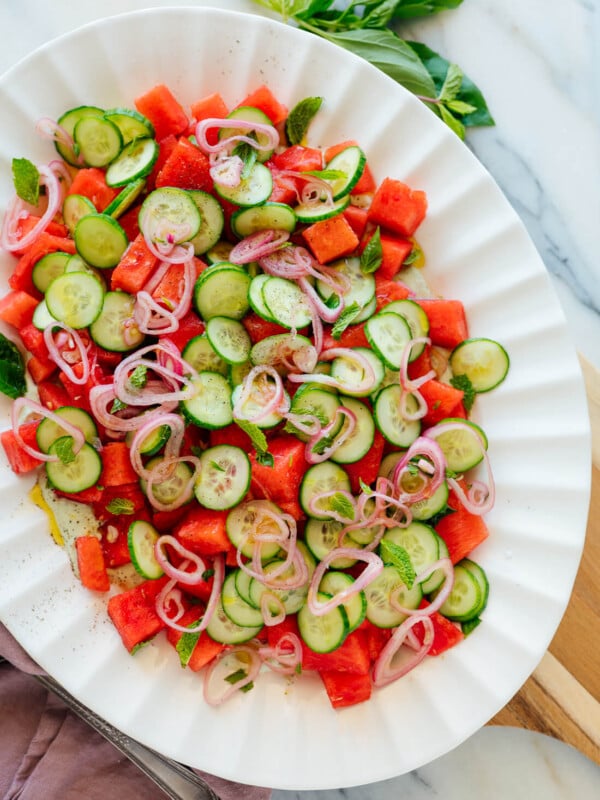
[219,106,276,163]
[193,264,251,321]
[364,564,423,629]
[214,162,273,207]
[62,194,96,237]
[429,417,488,472]
[182,334,228,376]
[304,518,357,568]
[248,559,309,616]
[365,311,413,369]
[89,291,145,352]
[45,271,104,329]
[36,406,98,454]
[222,570,265,628]
[231,202,297,238]
[45,438,102,493]
[74,213,128,269]
[140,457,194,507]
[297,592,349,653]
[205,317,251,366]
[299,461,351,521]
[32,251,70,293]
[103,107,155,142]
[318,571,367,633]
[106,137,159,187]
[249,332,313,375]
[225,499,282,562]
[194,445,251,510]
[438,562,484,622]
[261,276,313,329]
[188,191,225,255]
[206,594,263,644]
[103,178,146,219]
[55,105,104,166]
[449,337,510,393]
[374,384,421,448]
[74,115,123,168]
[330,396,375,464]
[294,194,350,224]
[139,187,201,243]
[128,520,164,580]
[181,371,233,429]
[324,145,366,200]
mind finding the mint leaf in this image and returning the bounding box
[129,364,148,389]
[225,668,254,692]
[286,96,323,145]
[379,539,416,588]
[110,397,127,413]
[12,157,40,205]
[232,140,258,179]
[449,373,476,412]
[331,302,362,339]
[305,168,346,181]
[235,418,273,465]
[53,436,76,466]
[329,492,355,521]
[360,226,383,274]
[105,497,135,515]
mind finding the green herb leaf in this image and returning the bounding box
[209,460,226,473]
[175,620,203,668]
[129,364,148,389]
[407,40,495,128]
[110,397,128,413]
[235,418,273,466]
[331,301,362,339]
[286,96,323,144]
[232,140,258,179]
[225,668,254,693]
[105,497,136,515]
[403,245,422,266]
[12,157,40,206]
[446,99,478,116]
[393,0,464,20]
[449,372,476,411]
[360,226,383,273]
[329,492,355,521]
[379,539,416,588]
[53,436,76,466]
[439,62,463,103]
[256,450,275,467]
[461,616,482,636]
[305,168,346,181]
[0,334,26,399]
[439,104,466,140]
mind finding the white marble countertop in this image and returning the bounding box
[0,1,599,798]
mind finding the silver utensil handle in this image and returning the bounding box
[34,673,221,800]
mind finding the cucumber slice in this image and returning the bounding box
[385,299,430,359]
[188,191,225,255]
[140,456,194,507]
[231,202,297,238]
[105,137,159,187]
[235,568,256,607]
[438,563,484,621]
[261,276,313,329]
[421,536,450,595]
[365,311,413,369]
[294,194,350,224]
[128,520,164,580]
[214,162,273,207]
[32,251,70,293]
[374,384,421,448]
[247,274,275,321]
[193,264,251,321]
[410,480,449,521]
[181,371,233,429]
[103,107,155,143]
[287,384,343,442]
[62,194,96,237]
[382,522,441,581]
[205,317,251,365]
[449,338,510,393]
[330,347,384,398]
[74,213,128,269]
[36,407,98,453]
[249,332,313,375]
[125,422,170,457]
[231,382,288,429]
[248,559,310,616]
[89,291,145,352]
[324,145,366,200]
[428,417,488,472]
[139,187,201,243]
[299,462,351,521]
[330,396,375,464]
[297,592,349,653]
[364,564,423,628]
[74,115,123,168]
[32,299,59,330]
[220,106,275,163]
[304,518,357,568]
[182,334,228,376]
[222,570,265,628]
[45,438,102,493]
[194,445,251,510]
[458,558,490,615]
[318,571,367,633]
[225,499,282,561]
[55,105,104,166]
[206,594,263,644]
[103,178,146,219]
[316,256,375,312]
[205,240,233,265]
[45,271,104,329]
[229,360,252,387]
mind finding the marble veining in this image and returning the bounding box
[0,2,598,798]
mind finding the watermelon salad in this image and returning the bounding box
[0,82,510,708]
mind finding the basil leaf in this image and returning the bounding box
[439,62,463,103]
[331,301,362,339]
[313,28,437,98]
[407,41,494,127]
[379,539,416,588]
[362,0,403,28]
[286,96,323,145]
[12,157,40,206]
[393,0,464,19]
[360,226,383,274]
[105,497,136,515]
[0,359,27,399]
[403,244,422,266]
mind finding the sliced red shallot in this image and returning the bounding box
[260,592,286,626]
[88,383,178,433]
[43,323,90,385]
[304,406,357,465]
[155,555,224,635]
[203,644,262,707]
[307,548,383,616]
[10,397,86,463]
[258,632,303,675]
[372,614,434,688]
[128,412,185,479]
[1,164,62,253]
[154,536,207,585]
[393,436,446,506]
[144,455,200,512]
[233,365,289,424]
[288,347,377,395]
[195,117,279,155]
[229,229,290,265]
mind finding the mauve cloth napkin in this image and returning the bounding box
[0,623,271,800]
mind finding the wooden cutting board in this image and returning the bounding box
[489,354,600,765]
